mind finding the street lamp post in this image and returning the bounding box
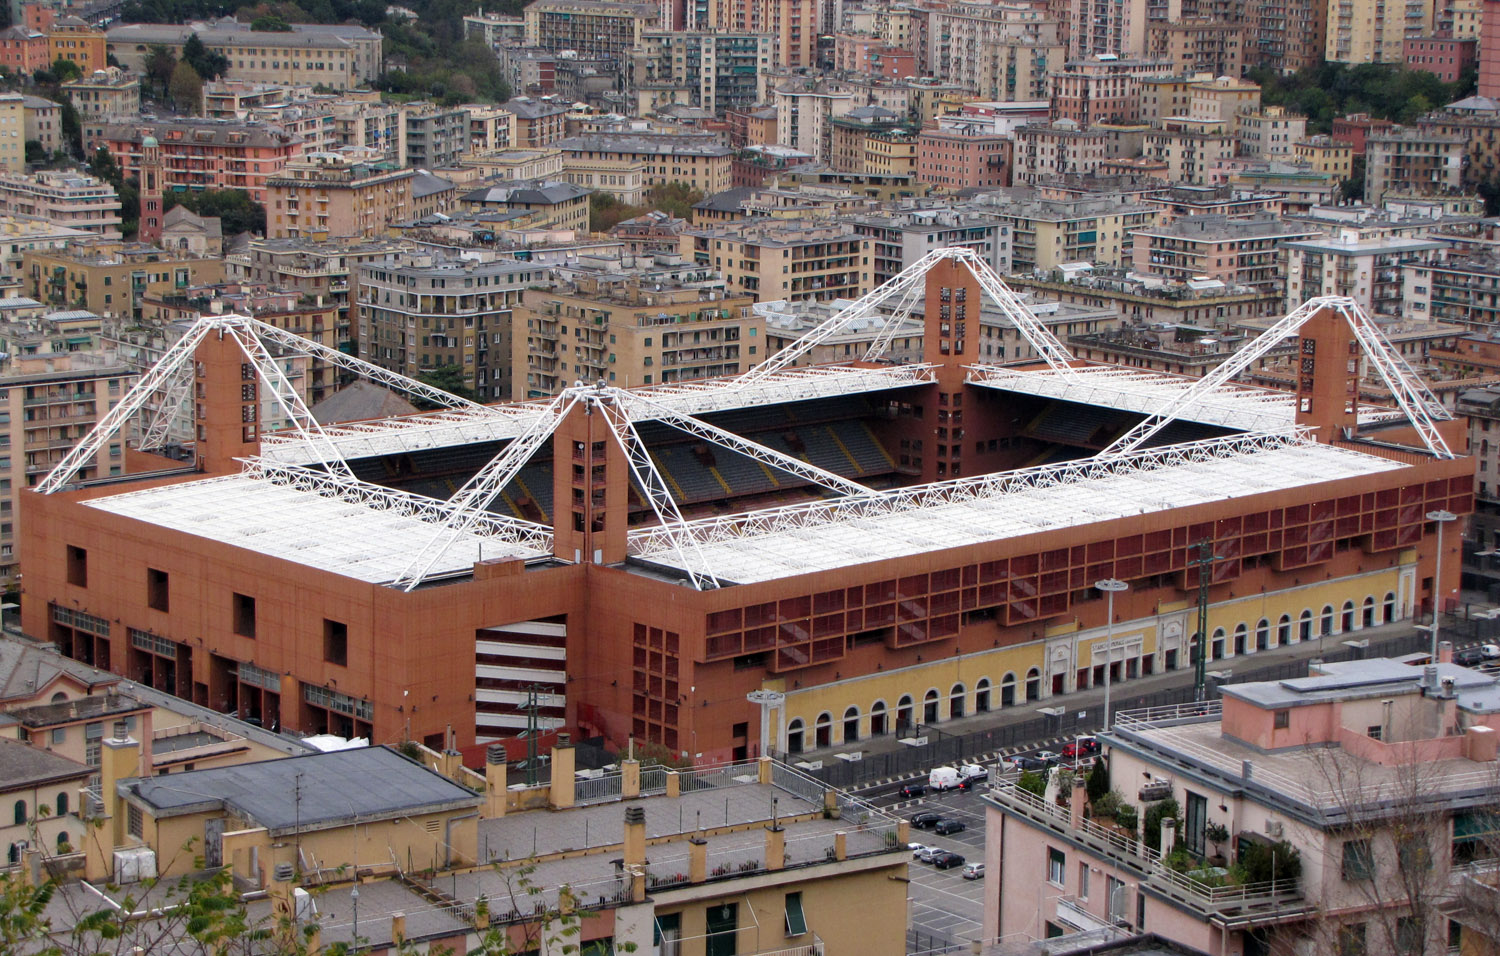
[1427,510,1458,660]
[1095,579,1129,732]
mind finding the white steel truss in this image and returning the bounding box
[616,391,871,497]
[139,361,195,453]
[739,246,1076,383]
[392,392,577,591]
[36,321,216,494]
[593,389,722,591]
[1098,296,1454,460]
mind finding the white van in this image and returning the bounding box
[928,766,961,791]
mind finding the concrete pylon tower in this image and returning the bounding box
[136,133,164,246]
[1292,304,1360,441]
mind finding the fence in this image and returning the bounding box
[574,771,623,806]
[802,630,1430,790]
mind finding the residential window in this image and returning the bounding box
[127,803,142,838]
[1342,838,1375,881]
[783,891,807,937]
[1396,916,1423,955]
[1047,846,1065,886]
[1273,709,1289,729]
[1338,922,1366,956]
[1077,861,1089,900]
[232,592,256,638]
[146,568,168,612]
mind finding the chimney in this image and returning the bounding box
[1439,640,1454,664]
[765,823,785,871]
[1422,665,1438,692]
[1069,777,1087,828]
[689,836,707,883]
[550,734,576,809]
[1160,818,1177,857]
[484,744,507,819]
[270,862,296,926]
[1465,725,1498,762]
[99,721,141,852]
[390,912,406,948]
[623,806,646,867]
[834,830,848,861]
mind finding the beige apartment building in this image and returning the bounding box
[0,170,121,237]
[992,194,1160,272]
[105,22,382,90]
[0,351,135,585]
[1327,0,1433,62]
[0,95,22,174]
[707,0,818,67]
[513,281,759,396]
[1132,213,1322,295]
[1146,17,1244,77]
[1144,118,1238,186]
[1294,135,1354,179]
[1238,106,1308,160]
[62,66,139,121]
[1013,121,1112,187]
[1364,127,1466,203]
[265,153,416,240]
[23,242,225,320]
[683,220,872,304]
[556,133,734,193]
[464,105,515,156]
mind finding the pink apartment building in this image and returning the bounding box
[984,647,1500,955]
[916,128,1010,189]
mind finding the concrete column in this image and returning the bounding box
[834,830,847,861]
[689,837,707,883]
[665,770,680,798]
[1069,779,1086,829]
[757,755,773,784]
[621,758,641,798]
[1161,818,1177,857]
[484,744,507,819]
[550,738,576,810]
[391,912,406,948]
[897,819,910,844]
[629,866,646,903]
[765,826,785,871]
[623,806,646,867]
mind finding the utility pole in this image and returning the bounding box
[1188,539,1216,703]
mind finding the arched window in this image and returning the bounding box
[814,712,833,748]
[1001,672,1017,707]
[1321,605,1335,636]
[56,831,69,852]
[870,700,888,736]
[1383,591,1397,624]
[1211,627,1226,660]
[1277,614,1292,646]
[949,683,966,720]
[6,844,15,865]
[1233,623,1247,656]
[1362,596,1376,628]
[12,800,24,826]
[842,706,860,743]
[975,678,991,713]
[1342,600,1356,632]
[1299,609,1313,642]
[50,692,66,703]
[896,695,914,731]
[786,718,804,754]
[55,792,67,817]
[1256,618,1270,651]
[1025,668,1041,702]
[923,689,940,724]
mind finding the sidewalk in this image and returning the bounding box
[793,613,1468,772]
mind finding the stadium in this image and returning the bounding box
[18,249,1474,763]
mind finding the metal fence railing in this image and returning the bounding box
[771,760,827,806]
[799,630,1429,789]
[640,766,668,796]
[574,771,623,806]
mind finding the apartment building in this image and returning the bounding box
[1131,213,1320,295]
[1417,100,1500,193]
[266,153,416,240]
[1238,105,1308,160]
[357,257,547,401]
[629,31,776,116]
[1010,268,1284,323]
[458,178,591,231]
[100,121,304,205]
[1050,56,1173,126]
[926,9,1065,102]
[832,35,915,78]
[1327,0,1433,62]
[1070,0,1153,57]
[105,21,382,90]
[462,11,526,50]
[0,25,46,75]
[1284,233,1447,315]
[1365,127,1466,203]
[1013,121,1111,187]
[556,133,733,193]
[851,207,1012,284]
[1249,0,1327,73]
[0,217,95,283]
[987,194,1160,272]
[512,280,758,396]
[985,655,1500,955]
[916,128,1011,190]
[523,0,660,62]
[0,170,121,237]
[1146,17,1244,77]
[23,242,225,320]
[1293,135,1354,179]
[682,219,871,303]
[770,82,856,162]
[503,97,570,148]
[828,106,906,174]
[330,98,404,164]
[464,105,515,156]
[1143,118,1238,186]
[1406,252,1500,332]
[1187,74,1263,128]
[1405,35,1477,81]
[61,66,138,132]
[706,0,818,68]
[0,95,22,175]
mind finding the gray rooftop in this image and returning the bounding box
[1221,657,1500,714]
[557,133,733,157]
[0,737,91,792]
[501,98,571,119]
[122,746,481,833]
[1135,213,1320,240]
[462,178,590,206]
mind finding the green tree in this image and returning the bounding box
[144,44,177,100]
[165,188,266,236]
[1143,796,1180,854]
[182,34,229,80]
[250,13,294,30]
[24,140,44,165]
[49,57,82,82]
[169,60,204,114]
[415,363,477,408]
[1085,756,1109,804]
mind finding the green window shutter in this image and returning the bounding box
[784,891,807,937]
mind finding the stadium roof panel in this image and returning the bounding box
[968,364,1399,433]
[627,435,1406,585]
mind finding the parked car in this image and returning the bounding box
[1033,750,1062,766]
[962,862,985,880]
[932,851,966,869]
[928,766,962,791]
[1482,643,1500,660]
[917,845,944,863]
[1062,737,1100,759]
[910,843,935,859]
[911,811,943,829]
[899,782,927,799]
[1456,646,1486,667]
[959,763,987,781]
[934,818,966,835]
[1015,755,1051,772]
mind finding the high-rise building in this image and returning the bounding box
[1326,0,1432,63]
[523,0,662,62]
[1481,0,1500,98]
[266,153,416,241]
[628,31,777,116]
[708,0,818,68]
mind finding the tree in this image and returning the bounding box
[49,57,81,82]
[169,60,203,115]
[24,140,44,165]
[415,363,477,408]
[250,13,293,30]
[165,188,266,236]
[144,44,177,100]
[182,34,228,80]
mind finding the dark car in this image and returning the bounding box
[1455,646,1486,667]
[932,851,966,869]
[911,811,943,829]
[899,783,927,799]
[1015,755,1051,771]
[934,818,966,835]
[1062,737,1101,759]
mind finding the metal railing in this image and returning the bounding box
[1147,859,1304,916]
[574,771,623,806]
[678,759,762,793]
[640,766,668,796]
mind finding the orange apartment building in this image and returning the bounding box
[101,121,304,206]
[1050,56,1173,127]
[0,25,47,74]
[265,153,415,240]
[15,257,1474,768]
[916,128,1010,189]
[47,16,105,73]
